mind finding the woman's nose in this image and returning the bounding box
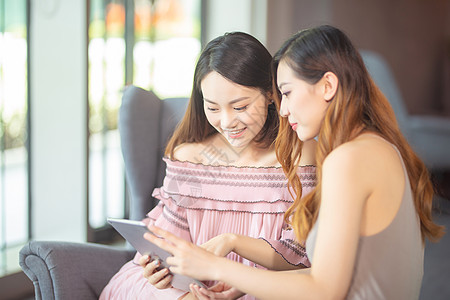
[221,111,237,128]
[279,98,289,117]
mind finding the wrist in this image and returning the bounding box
[177,292,190,300]
[213,256,229,282]
[227,233,239,252]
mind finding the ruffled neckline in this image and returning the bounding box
[163,157,316,173]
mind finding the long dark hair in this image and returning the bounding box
[273,25,444,243]
[166,32,278,157]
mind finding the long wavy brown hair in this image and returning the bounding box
[165,32,278,158]
[273,25,444,243]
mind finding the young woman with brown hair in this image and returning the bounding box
[145,25,445,300]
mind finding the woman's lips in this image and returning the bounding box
[290,123,298,131]
[226,127,246,139]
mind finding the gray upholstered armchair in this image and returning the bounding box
[361,50,450,171]
[19,86,188,300]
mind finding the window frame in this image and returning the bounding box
[0,0,34,297]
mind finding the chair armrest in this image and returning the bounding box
[19,241,135,300]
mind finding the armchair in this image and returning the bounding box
[361,50,450,171]
[19,86,188,299]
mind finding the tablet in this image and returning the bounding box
[107,218,207,291]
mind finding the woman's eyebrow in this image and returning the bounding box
[278,82,289,90]
[203,96,250,105]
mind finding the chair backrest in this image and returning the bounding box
[360,50,410,137]
[119,85,188,221]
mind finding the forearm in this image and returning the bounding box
[145,226,337,299]
[231,234,301,271]
[215,257,324,300]
[280,268,311,274]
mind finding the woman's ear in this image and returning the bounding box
[322,71,338,102]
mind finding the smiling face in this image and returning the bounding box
[201,71,269,149]
[277,60,333,142]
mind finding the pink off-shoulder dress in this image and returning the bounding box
[100,158,316,300]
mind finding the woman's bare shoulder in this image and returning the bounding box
[172,142,204,163]
[172,134,220,163]
[323,134,400,181]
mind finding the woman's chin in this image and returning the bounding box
[226,137,251,150]
[296,131,312,142]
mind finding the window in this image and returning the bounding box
[88,0,201,236]
[0,0,29,276]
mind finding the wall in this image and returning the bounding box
[30,0,87,241]
[331,0,449,115]
[266,0,332,54]
[266,0,450,116]
[203,0,267,44]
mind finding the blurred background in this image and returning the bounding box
[0,0,449,299]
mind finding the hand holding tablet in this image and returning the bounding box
[107,218,207,291]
